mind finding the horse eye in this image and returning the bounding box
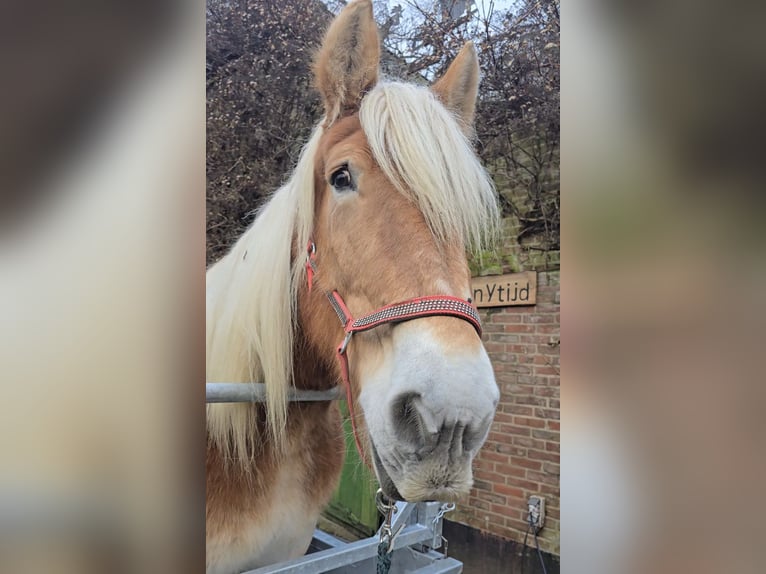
[330,167,353,190]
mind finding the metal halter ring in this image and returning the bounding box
[375,488,397,516]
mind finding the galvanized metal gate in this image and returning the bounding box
[244,500,462,573]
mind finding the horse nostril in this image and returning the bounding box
[462,415,493,453]
[462,424,477,453]
[390,392,425,447]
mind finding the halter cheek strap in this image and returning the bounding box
[305,240,482,464]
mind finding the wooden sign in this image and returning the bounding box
[470,272,537,308]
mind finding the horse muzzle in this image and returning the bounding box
[359,325,498,502]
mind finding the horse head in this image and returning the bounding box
[301,0,500,502]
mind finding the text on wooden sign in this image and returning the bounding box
[470,271,537,307]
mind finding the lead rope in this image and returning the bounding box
[375,489,397,574]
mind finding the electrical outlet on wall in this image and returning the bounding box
[528,495,545,531]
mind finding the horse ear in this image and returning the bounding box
[315,0,380,125]
[432,42,480,135]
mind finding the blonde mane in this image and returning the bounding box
[206,81,498,463]
[206,126,320,463]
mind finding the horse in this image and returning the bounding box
[205,1,500,572]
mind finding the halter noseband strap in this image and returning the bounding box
[305,240,482,463]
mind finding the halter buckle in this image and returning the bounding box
[306,241,317,293]
[338,331,353,355]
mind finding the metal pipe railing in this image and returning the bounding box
[206,382,342,403]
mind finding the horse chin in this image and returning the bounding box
[370,441,472,503]
[371,442,405,501]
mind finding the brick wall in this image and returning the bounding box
[451,271,560,555]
